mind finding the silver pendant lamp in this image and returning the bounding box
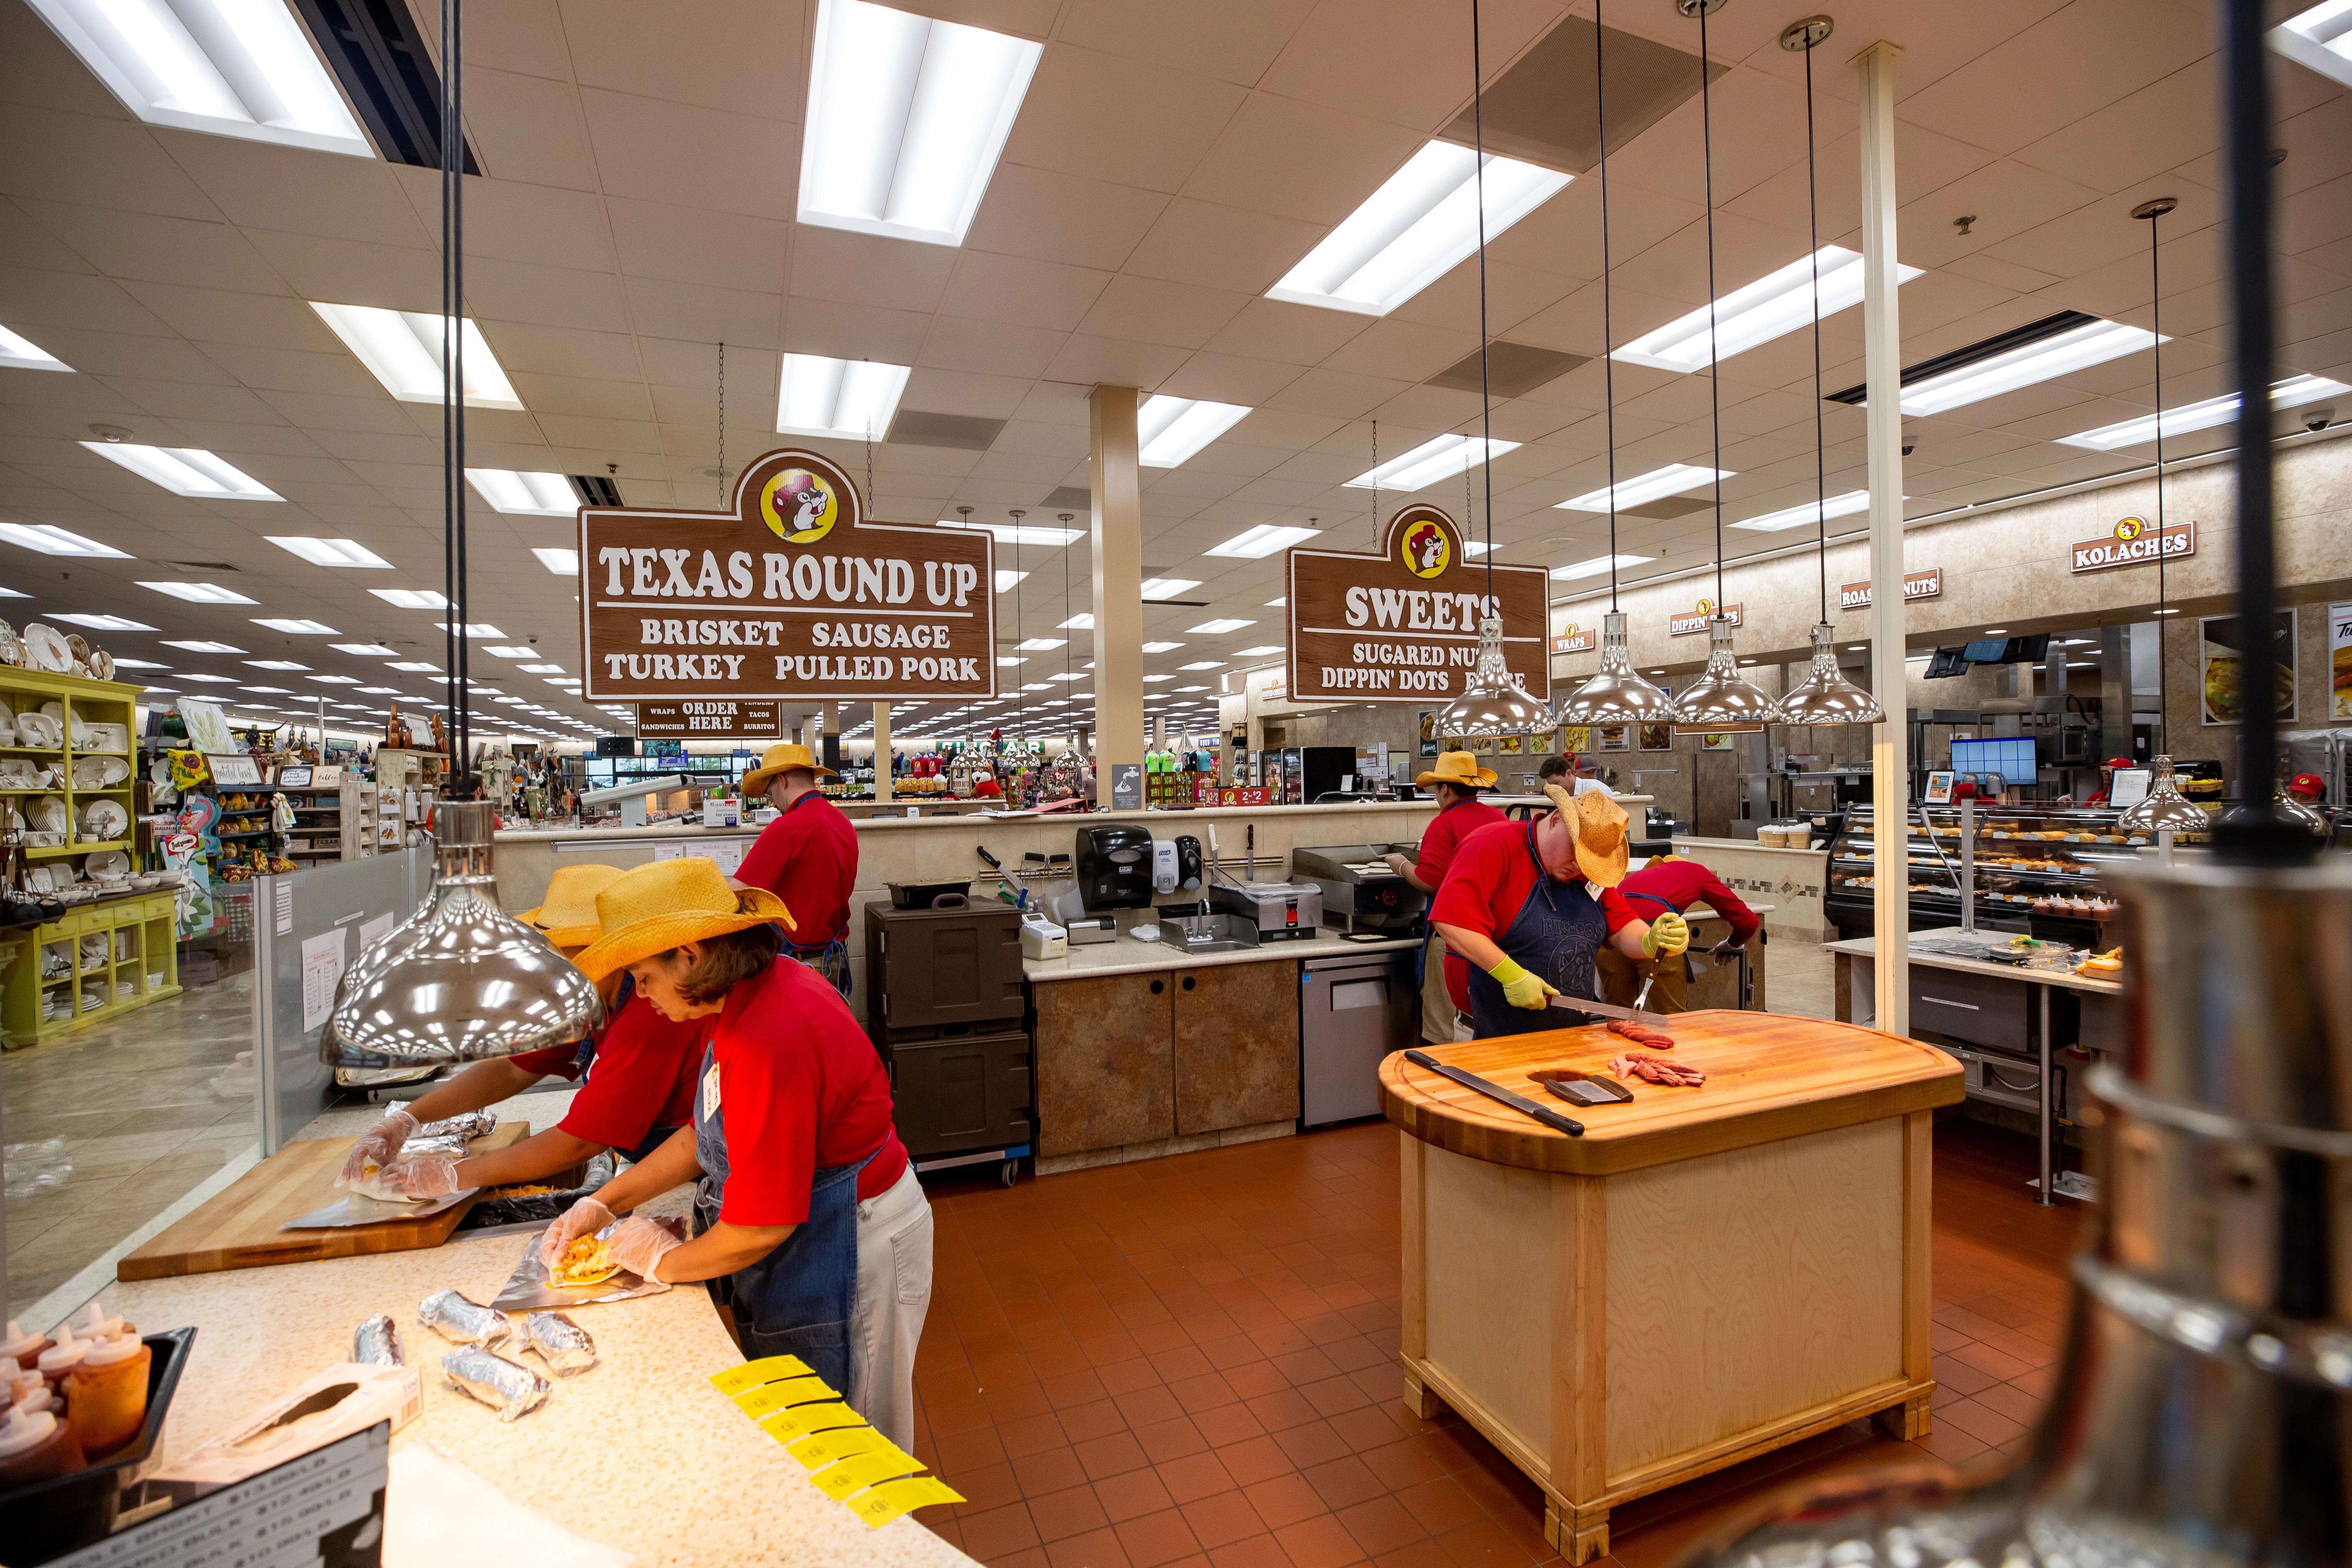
[1433,0,1549,743]
[1772,16,1884,728]
[1555,0,1677,731]
[2113,197,2207,838]
[1669,0,1782,734]
[323,0,603,1067]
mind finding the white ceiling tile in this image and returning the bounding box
[461,70,601,192]
[1040,334,1190,389]
[787,227,958,314]
[1898,0,2210,160]
[561,0,805,117]
[505,374,654,420]
[777,299,926,363]
[917,316,1069,380]
[486,323,644,381]
[1181,94,1423,229]
[999,47,1245,195]
[196,344,384,399]
[0,105,220,222]
[459,180,617,271]
[624,276,784,349]
[1156,352,1302,406]
[240,231,439,311]
[1075,276,1251,351]
[1199,298,1368,366]
[110,283,334,350]
[579,89,796,221]
[163,137,431,246]
[963,164,1167,272]
[1059,0,1318,88]
[1123,198,1331,297]
[1260,0,1559,132]
[12,201,286,294]
[940,252,1112,332]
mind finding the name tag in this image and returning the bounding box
[702,1060,722,1119]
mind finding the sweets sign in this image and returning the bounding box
[579,449,996,702]
[1286,504,1550,704]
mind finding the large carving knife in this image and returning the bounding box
[1402,1050,1585,1137]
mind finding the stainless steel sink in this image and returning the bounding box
[1158,910,1259,953]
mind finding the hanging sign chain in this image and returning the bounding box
[716,340,726,507]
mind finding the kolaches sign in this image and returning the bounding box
[579,449,996,703]
[1285,504,1550,704]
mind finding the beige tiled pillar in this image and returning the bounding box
[873,702,892,803]
[1090,385,1145,806]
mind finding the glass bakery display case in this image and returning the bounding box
[1820,802,2165,946]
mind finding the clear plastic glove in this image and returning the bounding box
[606,1216,685,1284]
[537,1196,615,1268]
[1487,956,1559,1011]
[336,1105,419,1189]
[364,1156,462,1201]
[1642,912,1690,959]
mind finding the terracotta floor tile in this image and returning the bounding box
[1915,1423,1993,1466]
[1077,1432,1156,1481]
[1973,1381,2047,1427]
[1929,1353,1998,1397]
[1980,1326,2059,1367]
[1949,1340,2035,1383]
[1247,1389,1327,1433]
[1938,1397,2029,1448]
[1047,1526,1134,1568]
[1337,1495,1430,1557]
[1328,1405,1413,1456]
[1395,1477,1487,1537]
[1300,1374,1376,1419]
[1244,1472,1330,1531]
[1100,1357,1165,1397]
[1182,1491,1272,1550]
[1274,1421,1359,1470]
[1172,1372,1244,1413]
[2009,1363,2057,1399]
[1435,1517,1542,1568]
[1062,1398,1133,1444]
[1032,1483,1114,1543]
[1117,1507,1205,1568]
[997,1549,1052,1568]
[1097,1466,1180,1524]
[1161,1451,1242,1506]
[951,1462,1025,1516]
[1012,1446,1092,1498]
[1210,1535,1295,1568]
[961,1501,1045,1559]
[1137,1416,1214,1464]
[1219,1434,1299,1488]
[1119,1384,1189,1429]
[1303,1455,1389,1512]
[1194,1402,1270,1448]
[1276,1512,1374,1568]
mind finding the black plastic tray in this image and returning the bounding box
[0,1326,196,1566]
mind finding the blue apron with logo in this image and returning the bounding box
[690,1037,871,1399]
[1464,822,1608,1040]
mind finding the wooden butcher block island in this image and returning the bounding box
[1379,1010,1962,1563]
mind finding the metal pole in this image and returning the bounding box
[1959,795,1975,933]
[2036,982,2053,1205]
[1855,40,1910,1037]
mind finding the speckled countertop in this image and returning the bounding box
[100,1093,971,1567]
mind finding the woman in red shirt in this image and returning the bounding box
[541,857,931,1450]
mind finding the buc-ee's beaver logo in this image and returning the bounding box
[2113,515,2146,542]
[760,468,839,543]
[1400,517,1450,579]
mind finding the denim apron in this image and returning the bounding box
[690,1037,872,1399]
[1464,822,1608,1040]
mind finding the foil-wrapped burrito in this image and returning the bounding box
[442,1347,550,1422]
[352,1313,404,1366]
[419,1108,499,1141]
[418,1289,512,1349]
[518,1311,598,1376]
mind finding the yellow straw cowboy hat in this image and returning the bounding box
[1543,782,1630,888]
[570,857,797,982]
[1415,750,1497,789]
[519,863,625,948]
[741,742,836,797]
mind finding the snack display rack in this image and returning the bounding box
[1820,802,2151,948]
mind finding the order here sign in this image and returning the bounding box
[579,448,996,702]
[1286,504,1550,704]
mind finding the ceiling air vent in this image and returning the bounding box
[287,0,483,172]
[887,411,1006,451]
[1040,486,1093,512]
[1436,14,1719,175]
[1427,342,1588,399]
[569,474,623,508]
[163,560,242,572]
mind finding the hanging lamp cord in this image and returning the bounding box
[1597,0,1619,612]
[716,340,726,507]
[1471,0,1494,604]
[439,0,470,770]
[2149,209,2168,757]
[1699,1,1724,615]
[1804,31,1828,625]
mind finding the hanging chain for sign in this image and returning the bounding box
[715,340,726,507]
[1369,419,1379,547]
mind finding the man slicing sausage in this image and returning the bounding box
[1385,751,1506,1047]
[1429,784,1688,1040]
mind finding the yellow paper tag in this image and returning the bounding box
[846,1475,962,1529]
[708,1355,814,1396]
[787,1425,891,1470]
[810,1447,924,1502]
[732,1375,840,1419]
[757,1401,865,1443]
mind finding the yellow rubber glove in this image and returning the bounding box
[1488,956,1559,1011]
[1643,912,1690,959]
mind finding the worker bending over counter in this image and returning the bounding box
[1431,785,1687,1040]
[1596,851,1758,1015]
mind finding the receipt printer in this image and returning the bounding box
[1076,825,1155,911]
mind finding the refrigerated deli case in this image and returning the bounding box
[1820,802,2155,950]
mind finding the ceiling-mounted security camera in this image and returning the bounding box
[2306,410,2333,433]
[1901,439,1917,457]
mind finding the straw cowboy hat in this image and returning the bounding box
[741,741,837,797]
[570,856,797,982]
[1543,782,1630,888]
[520,863,625,948]
[1415,750,1497,790]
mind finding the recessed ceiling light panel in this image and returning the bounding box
[1205,526,1320,559]
[1139,578,1202,600]
[371,588,449,609]
[1729,489,1876,532]
[1614,247,1923,373]
[0,324,71,372]
[2056,373,2351,451]
[1187,619,1254,635]
[467,470,576,517]
[1137,396,1252,467]
[1550,553,1654,581]
[81,442,281,500]
[1344,433,1520,493]
[251,617,337,633]
[52,612,155,631]
[2273,1,2352,89]
[532,547,581,575]
[940,517,1080,547]
[268,535,390,567]
[1557,463,1731,512]
[310,303,523,410]
[776,354,912,442]
[139,579,256,604]
[163,639,243,653]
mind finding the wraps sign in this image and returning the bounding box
[579,449,995,702]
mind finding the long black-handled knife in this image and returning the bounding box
[1403,1050,1585,1137]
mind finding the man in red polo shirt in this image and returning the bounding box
[736,742,859,996]
[1387,751,1507,1047]
[1596,851,1758,1013]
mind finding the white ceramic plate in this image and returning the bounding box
[30,796,67,835]
[80,800,127,840]
[21,624,70,674]
[86,850,130,878]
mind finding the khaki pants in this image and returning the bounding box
[1596,947,1688,1013]
[1418,931,1461,1042]
[852,1163,933,1450]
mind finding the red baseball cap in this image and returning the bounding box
[2287,773,2325,799]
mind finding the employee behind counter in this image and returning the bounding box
[1595,851,1759,1015]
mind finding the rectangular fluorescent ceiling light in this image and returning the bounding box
[356,686,404,695]
[1138,397,1251,467]
[268,536,390,567]
[1143,673,1174,683]
[163,639,242,653]
[1237,645,1285,657]
[310,303,523,410]
[995,569,1027,591]
[1269,142,1570,316]
[243,659,307,670]
[52,612,154,631]
[775,354,911,441]
[995,656,1025,667]
[2273,1,2352,89]
[238,684,290,693]
[1344,433,1519,492]
[532,548,580,575]
[1205,526,1319,559]
[23,0,373,156]
[1178,661,1226,671]
[799,0,1041,248]
[1140,641,1183,653]
[2056,374,2352,451]
[81,441,281,500]
[1550,554,1654,581]
[1187,619,1254,635]
[519,663,565,674]
[1140,578,1201,600]
[1557,463,1730,512]
[1730,489,1875,532]
[1613,247,1923,373]
[0,325,70,371]
[178,672,237,683]
[468,470,576,517]
[941,517,1081,546]
[252,617,336,633]
[484,645,535,658]
[371,588,448,609]
[1173,684,1210,693]
[332,642,396,656]
[1847,315,2160,417]
[435,623,505,638]
[1060,613,1094,630]
[1266,596,1286,607]
[306,673,359,684]
[140,579,254,603]
[1015,638,1063,651]
[111,657,168,669]
[388,661,440,672]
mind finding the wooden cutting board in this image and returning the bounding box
[117,1122,529,1281]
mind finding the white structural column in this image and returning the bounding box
[1857,40,1910,1036]
[819,701,835,769]
[872,702,892,803]
[1090,385,1146,802]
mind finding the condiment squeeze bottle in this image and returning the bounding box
[0,1320,45,1367]
[65,1328,149,1459]
[36,1324,86,1390]
[0,1399,84,1485]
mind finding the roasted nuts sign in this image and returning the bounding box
[2071,514,2194,573]
[1286,505,1550,704]
[580,449,995,702]
[1838,569,1942,610]
[634,700,782,739]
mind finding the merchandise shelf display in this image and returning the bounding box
[1820,803,2153,946]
